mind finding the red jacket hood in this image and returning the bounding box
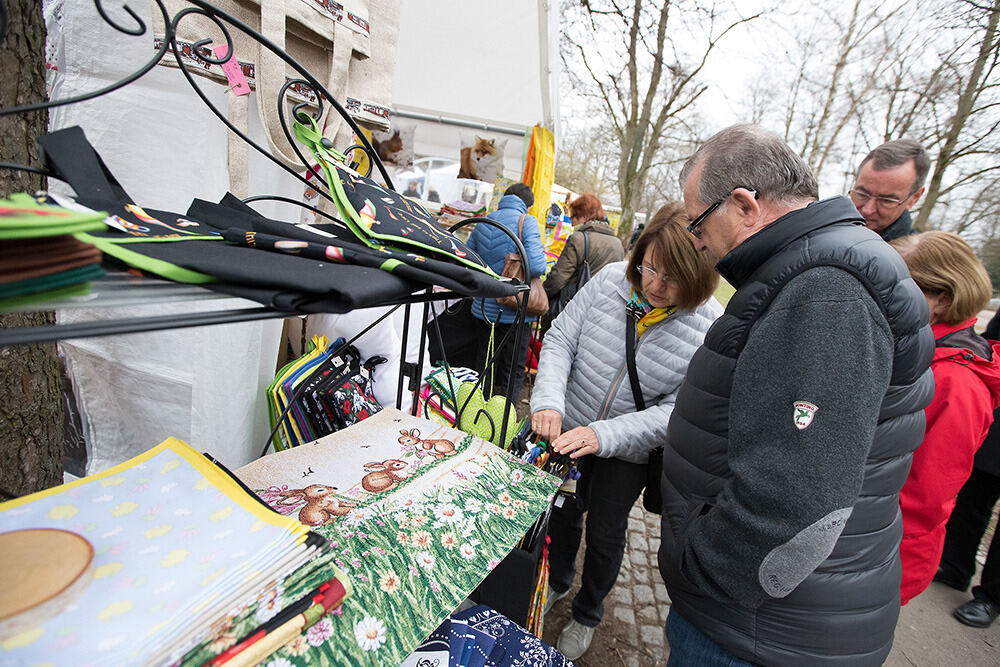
[932,317,1000,410]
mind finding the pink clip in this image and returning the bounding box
[213,44,250,96]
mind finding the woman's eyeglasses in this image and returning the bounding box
[638,265,675,284]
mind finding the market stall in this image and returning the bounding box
[0,1,570,664]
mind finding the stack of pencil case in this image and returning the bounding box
[266,335,386,450]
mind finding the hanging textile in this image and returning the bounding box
[521,125,556,233]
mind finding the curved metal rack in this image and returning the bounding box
[0,0,533,448]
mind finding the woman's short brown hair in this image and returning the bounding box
[626,202,719,310]
[568,193,605,223]
[891,231,993,325]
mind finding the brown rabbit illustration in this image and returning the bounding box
[277,484,357,526]
[398,428,457,458]
[361,459,411,493]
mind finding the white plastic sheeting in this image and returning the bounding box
[43,0,400,473]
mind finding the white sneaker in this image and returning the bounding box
[544,585,569,614]
[557,619,596,661]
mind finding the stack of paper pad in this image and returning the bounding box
[0,438,338,666]
[0,193,108,307]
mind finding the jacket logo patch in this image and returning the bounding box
[793,401,818,430]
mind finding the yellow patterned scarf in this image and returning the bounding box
[627,288,677,337]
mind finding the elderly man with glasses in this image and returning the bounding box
[657,124,935,666]
[848,139,930,242]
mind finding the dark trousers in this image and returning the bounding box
[429,301,479,370]
[665,609,754,667]
[474,317,531,402]
[548,454,647,627]
[939,467,1000,603]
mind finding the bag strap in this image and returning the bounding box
[625,310,646,411]
[582,231,590,264]
[516,213,526,246]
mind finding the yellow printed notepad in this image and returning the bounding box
[0,438,318,666]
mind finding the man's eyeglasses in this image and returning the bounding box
[637,265,675,285]
[686,187,757,238]
[848,189,906,211]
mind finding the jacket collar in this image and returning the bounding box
[879,209,915,243]
[715,195,864,289]
[932,317,1000,405]
[576,220,617,235]
[498,194,528,213]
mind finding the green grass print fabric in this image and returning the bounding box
[182,409,559,666]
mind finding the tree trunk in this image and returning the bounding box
[915,0,1000,230]
[0,0,65,499]
[0,315,65,499]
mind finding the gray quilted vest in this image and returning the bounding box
[657,196,934,666]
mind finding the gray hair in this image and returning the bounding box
[858,139,930,195]
[679,124,819,207]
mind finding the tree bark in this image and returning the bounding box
[0,0,65,499]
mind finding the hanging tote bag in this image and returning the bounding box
[496,214,549,316]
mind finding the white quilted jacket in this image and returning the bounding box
[530,261,722,463]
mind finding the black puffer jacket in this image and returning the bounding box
[657,196,935,666]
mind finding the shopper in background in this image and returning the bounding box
[402,180,421,198]
[465,183,546,402]
[628,223,645,251]
[889,231,1000,604]
[934,312,1000,629]
[531,203,721,661]
[543,193,624,323]
[848,139,929,242]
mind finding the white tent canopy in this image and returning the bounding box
[390,0,560,183]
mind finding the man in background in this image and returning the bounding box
[848,138,930,242]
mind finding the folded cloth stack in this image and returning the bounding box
[0,193,107,308]
[401,604,573,667]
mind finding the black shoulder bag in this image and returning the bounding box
[548,231,591,322]
[626,311,663,514]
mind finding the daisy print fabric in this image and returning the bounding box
[181,409,559,666]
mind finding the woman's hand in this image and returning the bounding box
[551,426,600,459]
[531,409,563,444]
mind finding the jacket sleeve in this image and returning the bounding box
[544,232,581,297]
[590,394,675,460]
[529,270,600,416]
[677,268,894,609]
[523,215,548,278]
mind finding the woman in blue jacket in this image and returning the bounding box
[466,183,547,403]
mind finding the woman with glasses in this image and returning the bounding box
[530,202,722,661]
[889,231,1000,605]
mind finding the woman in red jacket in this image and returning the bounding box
[891,231,1000,604]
